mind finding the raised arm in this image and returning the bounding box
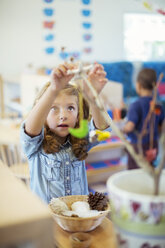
[85,63,109,130]
[25,63,74,136]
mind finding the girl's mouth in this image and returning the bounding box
[57,124,69,128]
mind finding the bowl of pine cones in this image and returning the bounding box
[49,192,110,232]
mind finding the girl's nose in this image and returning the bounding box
[60,116,67,121]
[59,110,67,121]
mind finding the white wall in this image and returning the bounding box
[0,0,148,77]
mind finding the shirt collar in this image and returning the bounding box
[60,136,71,148]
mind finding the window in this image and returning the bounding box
[124,13,165,61]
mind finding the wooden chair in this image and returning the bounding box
[0,118,30,185]
[0,143,30,185]
[0,75,5,118]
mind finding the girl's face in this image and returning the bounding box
[46,91,79,137]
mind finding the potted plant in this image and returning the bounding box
[107,166,165,248]
[105,74,165,248]
[68,64,165,247]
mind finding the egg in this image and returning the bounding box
[71,201,90,213]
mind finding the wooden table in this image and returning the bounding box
[0,163,54,247]
[53,217,117,248]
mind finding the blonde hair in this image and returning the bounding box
[34,82,90,160]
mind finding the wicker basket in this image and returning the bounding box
[50,195,110,232]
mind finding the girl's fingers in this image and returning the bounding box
[93,64,104,73]
[55,65,73,80]
[99,78,108,84]
[58,64,68,76]
[52,68,62,78]
[96,70,107,77]
[90,64,106,78]
[89,71,107,83]
[64,61,75,68]
[64,62,77,72]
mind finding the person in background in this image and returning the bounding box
[20,62,110,203]
[123,68,165,170]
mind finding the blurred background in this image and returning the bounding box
[1,1,165,247]
[1,0,165,117]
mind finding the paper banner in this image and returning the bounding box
[59,51,81,60]
[43,0,54,3]
[83,47,92,53]
[45,47,55,54]
[59,52,69,60]
[81,9,91,17]
[44,34,55,41]
[43,8,54,16]
[82,22,92,29]
[43,21,55,29]
[83,34,92,41]
[81,0,91,5]
[71,51,81,59]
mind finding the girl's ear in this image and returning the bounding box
[136,82,141,94]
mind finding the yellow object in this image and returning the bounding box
[143,1,152,11]
[95,130,111,141]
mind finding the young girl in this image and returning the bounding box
[21,62,110,203]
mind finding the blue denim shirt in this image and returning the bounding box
[20,120,110,204]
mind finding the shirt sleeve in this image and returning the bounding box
[127,102,141,126]
[87,118,111,151]
[20,121,44,159]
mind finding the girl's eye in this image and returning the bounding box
[51,106,58,112]
[68,106,75,111]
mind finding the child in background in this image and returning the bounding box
[21,62,110,203]
[123,68,165,170]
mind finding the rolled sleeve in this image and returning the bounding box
[87,119,111,151]
[88,118,111,133]
[20,121,44,159]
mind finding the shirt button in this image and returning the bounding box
[67,190,70,194]
[66,161,69,165]
[66,176,70,180]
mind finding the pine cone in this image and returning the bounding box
[88,192,109,211]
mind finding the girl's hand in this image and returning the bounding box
[88,62,108,94]
[50,63,75,92]
[83,62,108,102]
